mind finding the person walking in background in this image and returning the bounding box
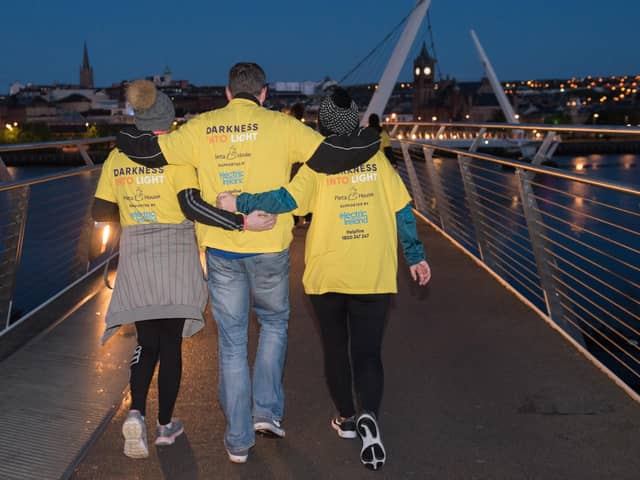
[287,102,312,226]
[92,80,275,459]
[114,63,381,464]
[369,113,397,166]
[217,88,431,471]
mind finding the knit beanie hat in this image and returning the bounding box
[318,87,359,136]
[126,79,175,131]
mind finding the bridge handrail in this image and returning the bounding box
[0,137,119,339]
[385,121,640,136]
[403,140,640,196]
[0,136,115,153]
[391,122,640,399]
[0,165,101,191]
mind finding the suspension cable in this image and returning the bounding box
[339,3,420,84]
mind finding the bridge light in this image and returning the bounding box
[101,225,111,253]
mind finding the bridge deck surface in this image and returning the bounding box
[3,220,639,480]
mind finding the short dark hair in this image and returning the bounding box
[228,62,266,97]
[290,103,305,120]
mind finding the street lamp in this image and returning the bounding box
[592,112,600,125]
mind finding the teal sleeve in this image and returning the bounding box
[236,188,299,214]
[396,203,426,266]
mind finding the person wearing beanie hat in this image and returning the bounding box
[127,79,176,132]
[317,88,360,137]
[218,88,431,471]
[92,79,275,459]
[114,62,381,464]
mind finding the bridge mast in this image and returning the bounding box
[470,29,519,124]
[362,0,431,124]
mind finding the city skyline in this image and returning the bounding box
[3,0,639,92]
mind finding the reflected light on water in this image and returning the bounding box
[622,154,634,169]
[568,180,588,234]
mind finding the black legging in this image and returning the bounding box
[309,293,390,418]
[130,318,185,425]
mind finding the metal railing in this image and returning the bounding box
[391,121,640,397]
[0,137,119,335]
[1,126,639,398]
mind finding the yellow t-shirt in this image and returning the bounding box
[380,129,392,151]
[95,149,199,226]
[285,151,411,294]
[158,97,324,252]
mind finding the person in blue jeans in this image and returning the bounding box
[114,62,381,463]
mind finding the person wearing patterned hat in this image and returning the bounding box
[217,87,431,471]
[92,79,276,459]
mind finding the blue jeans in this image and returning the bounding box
[206,249,290,453]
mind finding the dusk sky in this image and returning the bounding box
[3,0,639,92]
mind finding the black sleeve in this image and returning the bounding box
[384,146,397,165]
[115,126,168,168]
[306,126,381,175]
[92,198,120,222]
[177,188,245,231]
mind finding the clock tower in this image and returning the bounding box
[413,42,436,120]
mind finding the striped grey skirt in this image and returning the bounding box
[102,220,208,344]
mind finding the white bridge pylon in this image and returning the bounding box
[362,0,431,124]
[470,29,519,125]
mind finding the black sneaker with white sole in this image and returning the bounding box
[356,412,386,470]
[331,416,357,439]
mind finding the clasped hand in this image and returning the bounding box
[216,192,276,232]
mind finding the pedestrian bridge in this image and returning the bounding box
[0,123,639,479]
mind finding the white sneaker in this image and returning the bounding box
[122,410,149,459]
[254,418,285,438]
[356,412,386,470]
[227,448,249,464]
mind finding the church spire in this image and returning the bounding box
[82,42,90,69]
[79,41,94,88]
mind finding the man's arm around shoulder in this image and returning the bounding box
[116,126,167,168]
[306,127,380,175]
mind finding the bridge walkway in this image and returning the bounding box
[2,219,639,479]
